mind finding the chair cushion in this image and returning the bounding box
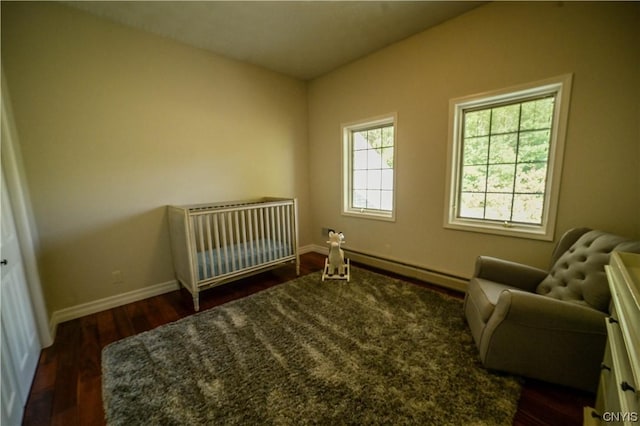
[536,230,640,312]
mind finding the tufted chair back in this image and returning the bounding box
[536,229,640,313]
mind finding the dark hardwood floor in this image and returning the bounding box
[22,252,593,425]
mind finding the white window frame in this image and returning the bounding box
[444,74,572,241]
[342,113,397,221]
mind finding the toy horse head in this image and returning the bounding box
[327,229,344,245]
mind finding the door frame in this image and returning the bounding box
[1,71,52,348]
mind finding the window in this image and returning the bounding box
[444,75,572,240]
[343,114,396,221]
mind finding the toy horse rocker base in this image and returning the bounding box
[322,230,350,282]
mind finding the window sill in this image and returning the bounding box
[343,209,395,222]
[444,219,553,241]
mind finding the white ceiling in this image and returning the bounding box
[64,1,484,80]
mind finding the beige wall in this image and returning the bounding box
[308,2,640,278]
[2,2,639,315]
[1,2,309,312]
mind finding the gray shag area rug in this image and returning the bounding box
[102,267,522,425]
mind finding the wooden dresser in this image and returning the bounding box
[588,252,640,425]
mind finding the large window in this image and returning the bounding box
[343,114,396,221]
[444,75,572,240]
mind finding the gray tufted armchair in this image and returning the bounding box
[464,228,640,392]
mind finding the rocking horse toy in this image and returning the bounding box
[321,229,350,282]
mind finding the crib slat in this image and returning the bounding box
[276,205,283,259]
[247,209,258,265]
[234,211,242,270]
[285,204,292,256]
[240,210,249,267]
[220,213,229,274]
[259,208,266,263]
[276,205,281,259]
[213,213,222,276]
[205,215,214,278]
[284,205,290,256]
[282,205,288,256]
[266,207,273,261]
[227,213,235,271]
[196,215,207,279]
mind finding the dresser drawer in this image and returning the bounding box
[602,318,639,425]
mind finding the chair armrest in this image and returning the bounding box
[473,256,547,292]
[493,289,607,333]
[480,288,608,391]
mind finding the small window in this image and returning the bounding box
[342,114,396,221]
[444,75,572,240]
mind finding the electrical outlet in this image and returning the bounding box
[111,270,123,284]
[321,227,330,236]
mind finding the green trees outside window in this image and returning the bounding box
[459,97,555,224]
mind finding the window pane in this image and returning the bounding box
[520,98,554,130]
[487,164,515,192]
[485,193,513,221]
[490,104,520,134]
[459,192,485,219]
[518,130,550,163]
[463,137,489,165]
[354,150,367,170]
[461,165,487,192]
[380,147,393,169]
[512,194,544,224]
[515,163,547,193]
[354,131,368,150]
[367,170,381,190]
[381,191,393,210]
[489,134,517,164]
[353,190,367,208]
[353,170,367,190]
[381,169,393,190]
[464,110,491,137]
[366,128,382,148]
[367,149,382,169]
[366,190,381,209]
[382,126,393,147]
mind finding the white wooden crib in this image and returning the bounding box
[168,197,299,311]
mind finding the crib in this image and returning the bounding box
[168,197,299,311]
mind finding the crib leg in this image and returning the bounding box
[193,294,200,312]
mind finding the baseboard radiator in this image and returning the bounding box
[320,247,469,293]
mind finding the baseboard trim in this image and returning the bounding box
[307,244,329,255]
[298,244,320,255]
[47,245,468,339]
[49,279,180,339]
[48,245,320,338]
[312,245,468,293]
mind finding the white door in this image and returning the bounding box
[1,168,41,425]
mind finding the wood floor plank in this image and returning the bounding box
[50,322,80,426]
[22,252,591,425]
[79,315,102,381]
[77,375,103,426]
[95,310,119,349]
[21,386,54,426]
[140,296,172,330]
[125,301,153,335]
[27,352,57,394]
